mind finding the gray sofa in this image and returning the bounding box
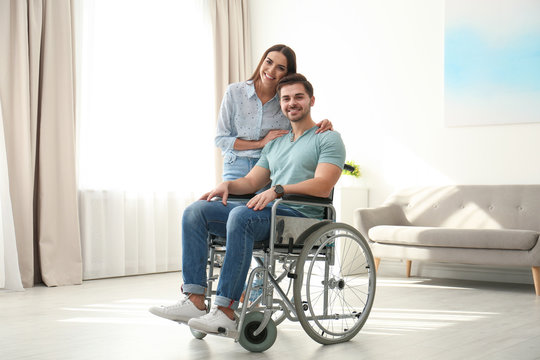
[354,185,540,295]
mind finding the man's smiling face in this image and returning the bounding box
[279,83,314,122]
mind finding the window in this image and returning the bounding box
[76,0,216,278]
[78,0,215,193]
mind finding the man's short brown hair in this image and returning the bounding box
[276,73,314,98]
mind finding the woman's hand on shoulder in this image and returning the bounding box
[315,119,333,133]
[260,129,289,146]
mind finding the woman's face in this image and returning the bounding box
[259,51,288,88]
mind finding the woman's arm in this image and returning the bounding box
[214,87,237,152]
[233,130,289,150]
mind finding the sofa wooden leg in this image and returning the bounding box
[532,267,540,296]
[406,260,412,277]
[374,257,381,272]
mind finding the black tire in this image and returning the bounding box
[293,222,376,345]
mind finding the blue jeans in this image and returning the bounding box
[222,153,259,181]
[181,200,306,310]
[223,154,270,192]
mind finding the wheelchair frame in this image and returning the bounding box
[194,194,377,352]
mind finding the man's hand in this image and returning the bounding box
[199,182,230,205]
[246,188,278,211]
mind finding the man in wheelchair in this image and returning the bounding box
[150,73,345,334]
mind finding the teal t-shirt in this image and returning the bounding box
[256,126,346,218]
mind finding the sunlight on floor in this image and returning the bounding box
[364,307,497,335]
[376,278,474,290]
[57,279,499,341]
[362,278,499,336]
[59,299,172,325]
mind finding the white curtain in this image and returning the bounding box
[209,0,252,183]
[0,99,23,291]
[0,0,82,288]
[76,0,215,279]
[79,191,195,279]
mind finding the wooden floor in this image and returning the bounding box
[1,272,540,360]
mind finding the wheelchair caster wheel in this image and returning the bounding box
[190,327,207,339]
[238,312,277,352]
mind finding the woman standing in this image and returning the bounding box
[215,44,332,182]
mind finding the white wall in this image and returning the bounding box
[248,0,540,207]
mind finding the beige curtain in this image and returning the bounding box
[0,0,82,287]
[209,0,252,184]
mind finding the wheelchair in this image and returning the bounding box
[190,190,377,352]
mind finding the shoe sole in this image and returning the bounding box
[188,319,236,334]
[148,308,202,323]
[148,308,206,324]
[189,324,230,334]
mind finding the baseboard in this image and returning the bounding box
[377,259,534,285]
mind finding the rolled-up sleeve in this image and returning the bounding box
[215,86,236,153]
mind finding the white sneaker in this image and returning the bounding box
[188,307,237,334]
[149,296,206,323]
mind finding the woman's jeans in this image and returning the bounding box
[181,200,306,310]
[223,154,259,181]
[223,154,270,192]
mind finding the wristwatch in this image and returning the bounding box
[274,184,284,198]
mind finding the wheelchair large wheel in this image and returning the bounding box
[293,222,376,345]
[238,311,277,352]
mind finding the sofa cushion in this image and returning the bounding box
[385,185,540,232]
[368,225,539,250]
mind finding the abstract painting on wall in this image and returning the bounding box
[444,0,540,126]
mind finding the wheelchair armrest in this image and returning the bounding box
[282,194,332,204]
[226,194,256,201]
[213,194,333,205]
